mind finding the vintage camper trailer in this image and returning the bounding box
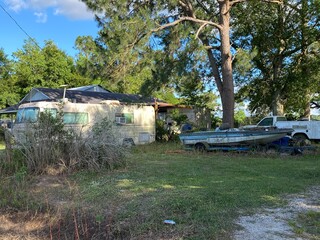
[12,99,156,145]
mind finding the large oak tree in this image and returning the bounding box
[82,0,282,127]
[234,0,320,118]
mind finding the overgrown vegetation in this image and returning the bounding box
[289,211,320,238]
[1,142,319,239]
[11,111,127,174]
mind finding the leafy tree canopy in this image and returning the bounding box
[0,48,20,108]
[233,0,320,117]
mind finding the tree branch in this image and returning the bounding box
[230,0,246,7]
[200,37,223,92]
[311,101,320,109]
[152,16,222,33]
[262,0,283,3]
[195,23,208,39]
[230,0,283,7]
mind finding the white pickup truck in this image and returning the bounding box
[249,116,320,142]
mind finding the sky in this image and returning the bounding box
[0,0,99,58]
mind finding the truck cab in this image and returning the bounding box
[256,116,287,127]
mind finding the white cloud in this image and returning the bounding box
[5,0,94,20]
[5,0,27,12]
[34,12,47,23]
[53,0,94,20]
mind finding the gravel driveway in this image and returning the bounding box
[233,186,320,240]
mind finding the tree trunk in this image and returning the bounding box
[302,92,311,119]
[219,0,234,127]
[271,88,284,116]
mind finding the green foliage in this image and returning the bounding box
[0,48,20,108]
[290,211,320,238]
[155,119,170,142]
[13,40,76,92]
[74,36,106,87]
[211,115,223,129]
[234,109,246,127]
[2,43,82,110]
[234,1,320,116]
[169,109,188,125]
[14,110,127,173]
[86,117,127,170]
[0,126,4,142]
[80,0,224,111]
[0,147,26,175]
[16,110,67,173]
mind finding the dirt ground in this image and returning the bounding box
[0,175,319,239]
[233,186,320,240]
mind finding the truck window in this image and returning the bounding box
[276,117,287,122]
[257,117,273,126]
[115,113,134,124]
[16,107,40,123]
[63,112,88,124]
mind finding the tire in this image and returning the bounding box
[292,134,308,146]
[194,143,206,152]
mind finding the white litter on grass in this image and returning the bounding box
[233,186,320,240]
[163,220,176,225]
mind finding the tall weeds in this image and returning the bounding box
[13,112,127,174]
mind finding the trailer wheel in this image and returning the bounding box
[194,143,206,152]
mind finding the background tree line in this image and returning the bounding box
[0,0,319,126]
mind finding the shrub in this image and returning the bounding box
[155,120,170,141]
[13,112,127,174]
[69,117,127,171]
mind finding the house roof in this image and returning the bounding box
[0,104,19,114]
[68,85,112,93]
[0,85,173,114]
[20,87,157,105]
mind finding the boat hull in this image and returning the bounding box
[179,128,293,150]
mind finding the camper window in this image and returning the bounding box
[16,107,40,123]
[63,112,88,124]
[115,113,134,125]
[43,108,57,118]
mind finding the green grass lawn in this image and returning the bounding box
[69,143,320,239]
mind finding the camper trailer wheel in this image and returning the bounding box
[194,143,206,152]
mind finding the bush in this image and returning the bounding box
[0,126,4,142]
[72,117,127,171]
[13,112,127,174]
[156,120,170,141]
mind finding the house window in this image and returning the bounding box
[115,113,134,124]
[63,112,88,124]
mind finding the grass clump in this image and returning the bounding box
[293,211,320,238]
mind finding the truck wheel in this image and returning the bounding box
[293,134,308,146]
[194,143,206,152]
